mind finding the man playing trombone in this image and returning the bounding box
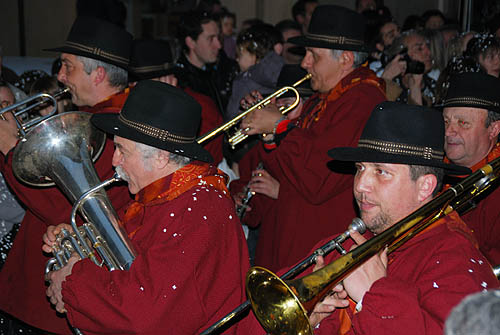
[0,17,133,334]
[238,101,499,335]
[43,81,250,334]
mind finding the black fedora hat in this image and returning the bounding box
[441,72,500,114]
[328,102,470,175]
[44,16,132,70]
[288,5,368,52]
[129,39,180,82]
[276,64,314,99]
[91,80,213,163]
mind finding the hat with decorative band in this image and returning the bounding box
[328,101,470,175]
[128,39,180,82]
[44,16,132,70]
[288,5,368,52]
[91,80,213,163]
[441,72,500,114]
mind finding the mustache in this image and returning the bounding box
[115,166,130,182]
[445,137,464,145]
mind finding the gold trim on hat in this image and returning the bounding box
[64,41,129,66]
[118,114,196,144]
[305,33,365,46]
[129,63,176,73]
[358,139,444,160]
[442,97,500,108]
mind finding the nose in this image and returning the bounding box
[57,67,66,84]
[111,149,122,167]
[444,121,457,137]
[214,37,222,51]
[301,51,312,71]
[354,169,372,195]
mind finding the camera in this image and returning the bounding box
[381,47,425,75]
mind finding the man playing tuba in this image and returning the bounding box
[43,80,250,334]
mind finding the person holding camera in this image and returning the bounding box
[380,29,437,106]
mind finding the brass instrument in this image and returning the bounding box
[245,156,500,335]
[199,218,366,335]
[494,265,500,279]
[197,73,312,149]
[10,111,137,272]
[0,87,69,137]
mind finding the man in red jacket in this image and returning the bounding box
[442,72,500,266]
[237,102,499,335]
[238,5,386,271]
[0,17,133,334]
[44,80,249,334]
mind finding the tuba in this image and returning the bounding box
[245,156,500,335]
[11,111,136,272]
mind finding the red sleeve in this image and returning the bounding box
[263,85,385,205]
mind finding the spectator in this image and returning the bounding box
[445,290,500,335]
[422,9,446,30]
[464,33,500,77]
[292,0,319,34]
[219,10,237,59]
[276,19,304,65]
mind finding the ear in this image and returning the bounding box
[154,150,170,170]
[487,120,500,141]
[416,174,437,202]
[185,36,196,51]
[340,51,355,69]
[93,66,107,86]
[273,43,283,56]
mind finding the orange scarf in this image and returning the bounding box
[301,66,386,129]
[123,163,229,238]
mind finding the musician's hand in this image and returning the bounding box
[45,253,79,313]
[233,192,252,212]
[240,90,263,110]
[249,169,279,199]
[0,111,19,155]
[42,223,73,253]
[240,104,282,135]
[342,231,388,303]
[308,255,349,327]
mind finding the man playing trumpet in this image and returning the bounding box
[43,80,250,334]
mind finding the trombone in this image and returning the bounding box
[0,87,70,137]
[197,74,312,149]
[245,156,500,335]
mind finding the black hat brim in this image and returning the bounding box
[128,67,182,83]
[288,35,369,53]
[44,46,129,70]
[91,113,213,163]
[328,147,470,175]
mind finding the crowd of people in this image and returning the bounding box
[0,0,499,334]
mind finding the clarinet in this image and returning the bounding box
[236,162,264,219]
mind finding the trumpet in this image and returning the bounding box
[245,156,500,335]
[199,218,366,335]
[197,74,312,149]
[0,87,70,137]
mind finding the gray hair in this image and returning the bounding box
[76,55,128,89]
[408,164,444,197]
[444,290,500,335]
[330,49,369,68]
[135,141,192,170]
[485,110,500,128]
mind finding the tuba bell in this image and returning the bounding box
[12,111,137,272]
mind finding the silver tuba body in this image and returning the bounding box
[12,111,136,272]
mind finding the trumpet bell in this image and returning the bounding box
[246,267,312,335]
[12,111,105,187]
